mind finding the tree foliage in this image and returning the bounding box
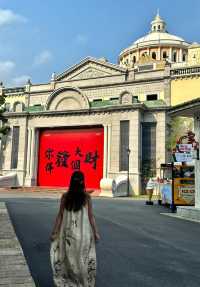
[0,93,9,136]
[166,117,194,151]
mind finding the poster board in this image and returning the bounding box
[173,178,195,205]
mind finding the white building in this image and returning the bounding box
[0,13,196,194]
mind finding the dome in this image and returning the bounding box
[120,32,188,55]
[120,12,189,56]
[189,42,200,48]
[119,12,190,67]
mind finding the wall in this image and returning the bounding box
[171,77,200,106]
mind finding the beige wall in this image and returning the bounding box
[171,77,200,106]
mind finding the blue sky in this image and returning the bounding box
[0,0,200,86]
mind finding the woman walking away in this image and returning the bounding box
[50,171,100,287]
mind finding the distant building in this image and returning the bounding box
[0,12,200,194]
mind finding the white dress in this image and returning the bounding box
[50,207,96,287]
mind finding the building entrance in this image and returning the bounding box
[37,127,104,189]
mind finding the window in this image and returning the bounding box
[146,94,158,101]
[142,52,147,57]
[158,25,160,30]
[173,52,177,62]
[183,54,186,62]
[163,51,167,59]
[152,52,157,60]
[133,56,136,63]
[93,99,102,102]
[11,126,20,169]
[142,123,156,177]
[133,96,138,102]
[4,103,10,112]
[154,26,156,31]
[119,121,129,171]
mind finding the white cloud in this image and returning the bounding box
[0,9,27,27]
[75,34,88,45]
[0,60,15,85]
[34,50,53,66]
[12,75,30,86]
[0,60,15,78]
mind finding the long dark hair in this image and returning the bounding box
[65,171,88,212]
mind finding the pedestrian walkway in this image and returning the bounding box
[0,187,101,197]
[0,202,36,287]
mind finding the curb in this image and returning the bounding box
[0,202,36,287]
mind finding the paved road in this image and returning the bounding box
[2,197,200,287]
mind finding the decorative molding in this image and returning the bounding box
[3,103,169,121]
[69,66,112,80]
[56,57,126,81]
[45,86,90,111]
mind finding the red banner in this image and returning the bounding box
[37,128,104,189]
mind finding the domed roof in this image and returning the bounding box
[120,12,190,56]
[189,42,200,48]
[134,32,185,45]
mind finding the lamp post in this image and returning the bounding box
[126,147,131,196]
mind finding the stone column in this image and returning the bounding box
[107,124,111,174]
[156,112,167,175]
[129,110,141,195]
[179,48,183,62]
[25,127,37,186]
[169,47,172,62]
[103,125,108,177]
[158,47,161,60]
[128,54,131,68]
[26,128,32,176]
[30,128,36,179]
[103,124,108,178]
[136,50,140,62]
[194,117,200,208]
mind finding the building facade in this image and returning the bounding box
[1,12,200,194]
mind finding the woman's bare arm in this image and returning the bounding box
[51,193,66,240]
[87,195,100,241]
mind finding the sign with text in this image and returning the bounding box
[37,128,104,189]
[175,152,193,162]
[173,178,195,205]
[178,144,193,153]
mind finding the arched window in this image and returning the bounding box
[158,25,160,30]
[163,51,167,59]
[133,56,136,64]
[173,52,177,62]
[154,26,156,31]
[5,103,10,112]
[13,101,25,112]
[142,52,147,57]
[182,54,186,62]
[152,52,156,60]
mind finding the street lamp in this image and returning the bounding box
[126,147,131,196]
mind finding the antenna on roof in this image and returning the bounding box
[157,8,160,16]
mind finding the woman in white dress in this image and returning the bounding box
[50,171,100,287]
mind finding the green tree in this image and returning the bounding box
[166,116,194,151]
[0,91,10,136]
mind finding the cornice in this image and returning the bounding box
[56,57,126,81]
[2,103,169,119]
[3,75,169,97]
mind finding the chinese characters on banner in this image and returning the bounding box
[44,147,99,174]
[37,128,104,189]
